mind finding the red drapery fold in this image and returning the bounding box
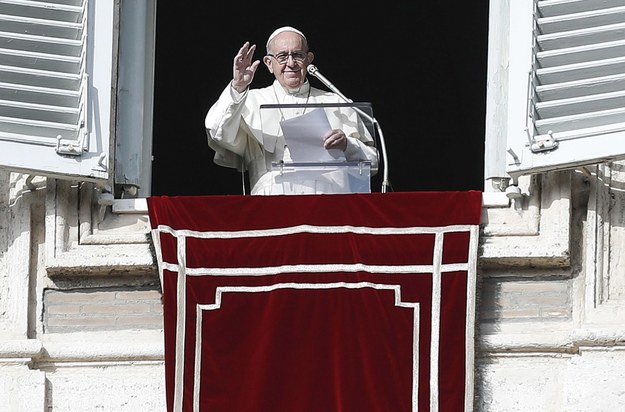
[147,191,482,412]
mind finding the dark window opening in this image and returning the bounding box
[151,4,488,196]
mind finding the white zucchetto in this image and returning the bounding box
[266,26,307,51]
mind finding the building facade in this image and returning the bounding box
[1,0,624,410]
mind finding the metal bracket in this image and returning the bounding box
[530,131,559,153]
[55,135,84,156]
[55,103,89,156]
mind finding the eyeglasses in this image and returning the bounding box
[267,51,308,64]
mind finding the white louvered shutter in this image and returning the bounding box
[0,0,114,182]
[506,0,625,178]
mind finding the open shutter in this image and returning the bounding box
[506,0,625,178]
[0,0,114,182]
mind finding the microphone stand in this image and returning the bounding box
[307,65,390,193]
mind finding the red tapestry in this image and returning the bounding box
[147,191,482,412]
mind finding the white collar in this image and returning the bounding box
[273,80,311,97]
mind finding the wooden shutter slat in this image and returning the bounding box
[0,0,86,142]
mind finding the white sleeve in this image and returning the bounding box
[204,83,251,169]
[344,137,380,175]
[205,82,249,155]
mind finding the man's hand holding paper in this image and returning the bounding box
[280,108,347,162]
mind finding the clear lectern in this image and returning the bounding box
[259,102,376,195]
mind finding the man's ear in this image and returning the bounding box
[307,51,314,64]
[263,56,273,74]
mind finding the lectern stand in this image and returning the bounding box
[260,102,376,195]
[269,160,371,195]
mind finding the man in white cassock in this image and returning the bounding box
[204,26,379,195]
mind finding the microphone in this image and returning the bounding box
[307,65,352,103]
[306,64,391,193]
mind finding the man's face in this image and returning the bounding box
[264,32,314,90]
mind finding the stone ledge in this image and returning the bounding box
[39,330,164,362]
[479,328,625,354]
[0,339,43,359]
[46,243,157,276]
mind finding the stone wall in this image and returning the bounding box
[44,287,163,333]
[2,168,625,411]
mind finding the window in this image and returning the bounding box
[14,2,619,198]
[0,2,488,196]
[150,4,488,195]
[489,0,625,182]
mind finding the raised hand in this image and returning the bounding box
[232,42,261,93]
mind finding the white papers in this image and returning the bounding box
[280,108,346,162]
